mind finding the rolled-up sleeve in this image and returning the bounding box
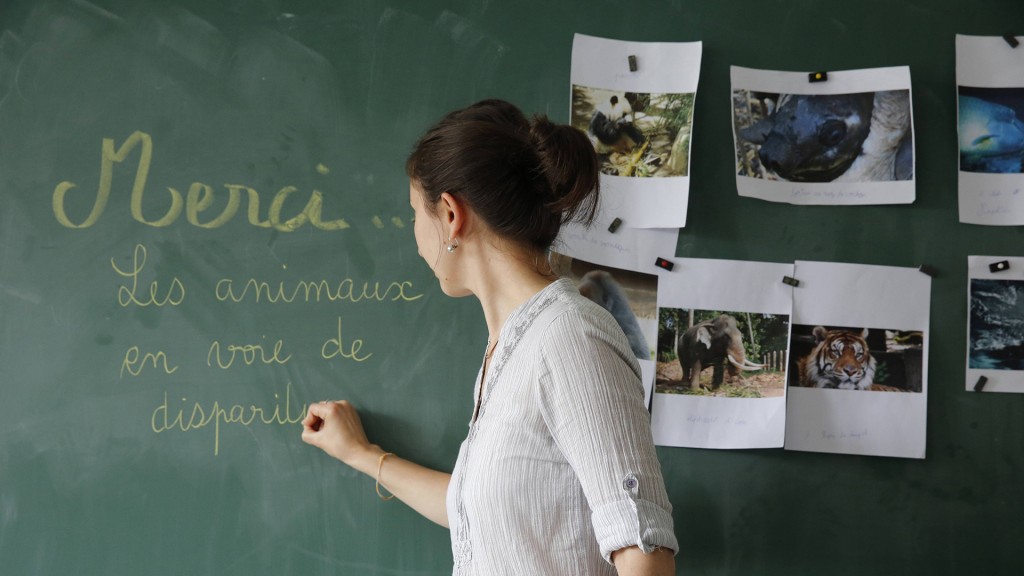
[536,308,679,563]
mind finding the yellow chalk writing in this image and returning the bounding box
[185,182,238,228]
[207,337,292,369]
[111,244,186,307]
[151,383,305,456]
[321,317,372,362]
[53,131,154,229]
[120,346,179,378]
[214,276,422,304]
[53,131,351,231]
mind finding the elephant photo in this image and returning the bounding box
[677,314,765,390]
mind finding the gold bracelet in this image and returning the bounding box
[376,452,395,501]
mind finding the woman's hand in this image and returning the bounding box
[300,400,452,527]
[301,400,381,474]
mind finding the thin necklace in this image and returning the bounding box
[473,338,498,422]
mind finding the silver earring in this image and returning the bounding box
[446,237,459,253]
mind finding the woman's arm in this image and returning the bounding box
[537,312,679,561]
[301,400,452,528]
[612,546,676,576]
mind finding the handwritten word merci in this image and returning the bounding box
[52,130,402,232]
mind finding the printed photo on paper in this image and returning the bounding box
[965,256,1024,393]
[784,260,930,459]
[970,279,1024,370]
[734,89,913,183]
[572,86,695,179]
[958,87,1024,175]
[553,254,659,404]
[956,35,1024,225]
[650,258,793,450]
[571,33,701,228]
[787,324,923,393]
[656,308,788,398]
[731,65,915,206]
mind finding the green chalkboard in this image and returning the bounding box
[1,0,1020,574]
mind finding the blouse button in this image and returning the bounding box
[621,473,640,499]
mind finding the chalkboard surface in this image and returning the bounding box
[1,1,1020,574]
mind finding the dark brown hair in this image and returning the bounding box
[406,99,599,251]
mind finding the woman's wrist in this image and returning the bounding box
[351,444,387,476]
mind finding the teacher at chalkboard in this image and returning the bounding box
[302,99,678,575]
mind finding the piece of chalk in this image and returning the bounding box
[655,257,674,271]
[782,276,800,287]
[809,71,828,83]
[974,376,988,392]
[608,217,623,233]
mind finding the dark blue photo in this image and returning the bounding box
[969,278,1024,370]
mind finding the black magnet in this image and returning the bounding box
[989,260,1010,273]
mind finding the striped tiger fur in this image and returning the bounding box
[798,326,876,390]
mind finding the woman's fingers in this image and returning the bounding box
[300,400,371,465]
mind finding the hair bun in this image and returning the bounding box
[529,115,599,225]
[406,99,599,251]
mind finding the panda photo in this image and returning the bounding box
[587,93,647,155]
[572,86,694,178]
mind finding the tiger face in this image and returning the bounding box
[798,326,876,390]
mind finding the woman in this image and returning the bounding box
[302,99,677,575]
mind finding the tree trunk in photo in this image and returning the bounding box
[667,127,690,176]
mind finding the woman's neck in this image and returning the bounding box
[471,247,557,344]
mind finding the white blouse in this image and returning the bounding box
[446,279,677,575]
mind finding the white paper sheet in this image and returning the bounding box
[784,261,930,459]
[555,217,678,276]
[956,35,1024,225]
[731,65,915,205]
[570,33,702,228]
[966,256,1024,392]
[651,258,793,449]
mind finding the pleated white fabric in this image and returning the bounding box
[446,279,677,575]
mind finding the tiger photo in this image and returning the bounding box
[789,324,923,392]
[797,326,877,390]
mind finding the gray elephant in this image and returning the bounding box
[677,314,765,390]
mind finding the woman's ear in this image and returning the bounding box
[438,192,465,241]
